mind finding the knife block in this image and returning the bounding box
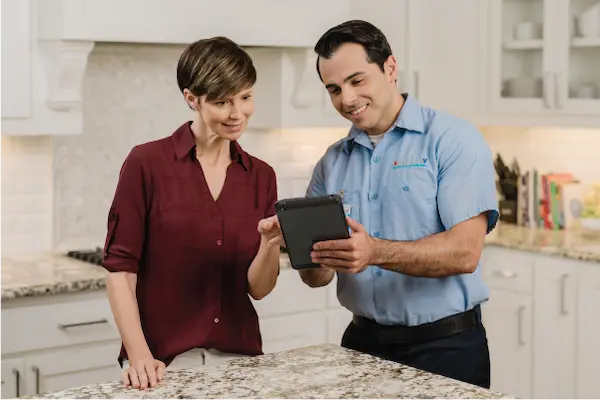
[499,199,518,223]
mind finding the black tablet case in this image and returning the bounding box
[275,194,350,269]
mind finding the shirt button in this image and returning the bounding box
[378,307,385,314]
[214,318,219,323]
[214,215,221,221]
[371,193,379,200]
[372,156,381,163]
[216,239,222,246]
[374,231,381,238]
[375,270,382,277]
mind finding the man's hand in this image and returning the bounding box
[257,215,286,248]
[311,217,375,274]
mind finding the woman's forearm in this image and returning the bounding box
[247,236,280,300]
[106,272,153,360]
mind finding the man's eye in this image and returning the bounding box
[352,80,363,85]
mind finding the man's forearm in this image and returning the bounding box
[299,267,335,287]
[370,230,479,278]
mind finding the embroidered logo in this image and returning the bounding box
[392,158,428,170]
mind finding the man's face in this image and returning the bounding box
[318,43,397,134]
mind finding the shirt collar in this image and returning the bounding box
[171,121,250,171]
[343,94,425,153]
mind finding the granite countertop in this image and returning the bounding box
[485,222,600,263]
[3,224,599,300]
[0,253,292,300]
[23,344,512,399]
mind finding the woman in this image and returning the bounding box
[102,36,283,391]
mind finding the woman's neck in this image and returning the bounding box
[190,120,231,166]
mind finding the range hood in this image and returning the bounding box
[3,0,350,135]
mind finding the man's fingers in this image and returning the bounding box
[346,217,365,233]
[312,250,354,261]
[313,238,354,251]
[313,257,352,268]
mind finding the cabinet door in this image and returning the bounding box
[406,0,486,117]
[482,289,533,399]
[532,256,578,399]
[577,264,600,399]
[488,0,558,114]
[23,342,122,396]
[554,0,600,116]
[350,0,409,91]
[1,359,25,399]
[1,0,32,118]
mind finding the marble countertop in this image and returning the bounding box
[3,224,598,300]
[0,253,292,300]
[23,344,512,399]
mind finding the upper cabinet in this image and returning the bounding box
[488,0,600,118]
[351,0,488,121]
[2,0,353,135]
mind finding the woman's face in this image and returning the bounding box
[186,87,255,141]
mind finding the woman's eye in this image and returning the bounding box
[215,101,227,106]
[352,79,363,85]
[243,95,252,100]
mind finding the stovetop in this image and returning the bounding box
[66,248,104,266]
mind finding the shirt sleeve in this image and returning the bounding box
[102,148,149,273]
[306,158,327,198]
[436,124,499,233]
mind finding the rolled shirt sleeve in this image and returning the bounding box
[436,124,499,233]
[102,148,149,273]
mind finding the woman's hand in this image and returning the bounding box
[122,355,166,390]
[257,215,286,248]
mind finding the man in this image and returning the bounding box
[300,20,499,389]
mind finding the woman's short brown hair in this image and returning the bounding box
[177,36,256,101]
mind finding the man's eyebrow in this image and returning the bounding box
[325,72,366,90]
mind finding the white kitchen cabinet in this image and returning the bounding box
[1,359,26,399]
[488,0,600,117]
[22,342,122,397]
[576,264,600,399]
[483,289,533,399]
[480,246,534,398]
[405,0,487,118]
[532,255,579,399]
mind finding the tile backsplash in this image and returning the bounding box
[2,43,600,255]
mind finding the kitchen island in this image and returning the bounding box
[23,344,512,399]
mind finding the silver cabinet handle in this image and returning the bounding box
[560,274,569,315]
[493,270,517,279]
[555,71,565,109]
[13,368,20,397]
[58,318,108,330]
[32,366,40,395]
[517,306,526,346]
[543,71,554,108]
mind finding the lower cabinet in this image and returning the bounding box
[481,245,600,399]
[1,268,349,397]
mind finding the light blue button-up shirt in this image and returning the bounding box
[306,94,499,326]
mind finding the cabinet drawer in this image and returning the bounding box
[481,246,533,294]
[2,296,119,355]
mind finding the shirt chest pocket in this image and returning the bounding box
[385,167,437,200]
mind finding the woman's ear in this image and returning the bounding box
[182,89,199,110]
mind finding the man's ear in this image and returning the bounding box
[385,55,398,83]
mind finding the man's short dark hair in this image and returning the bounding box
[314,20,393,80]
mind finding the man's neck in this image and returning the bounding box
[365,93,405,136]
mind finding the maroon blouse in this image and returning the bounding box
[102,122,277,365]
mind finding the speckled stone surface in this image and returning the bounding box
[486,222,600,263]
[24,344,512,399]
[1,253,293,300]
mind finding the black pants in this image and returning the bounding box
[341,316,491,389]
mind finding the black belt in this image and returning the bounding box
[352,306,481,345]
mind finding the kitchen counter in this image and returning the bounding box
[1,253,293,300]
[23,344,512,399]
[486,222,600,263]
[3,224,599,300]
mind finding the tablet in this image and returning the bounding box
[275,194,350,270]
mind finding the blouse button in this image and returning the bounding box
[216,239,222,246]
[214,318,220,323]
